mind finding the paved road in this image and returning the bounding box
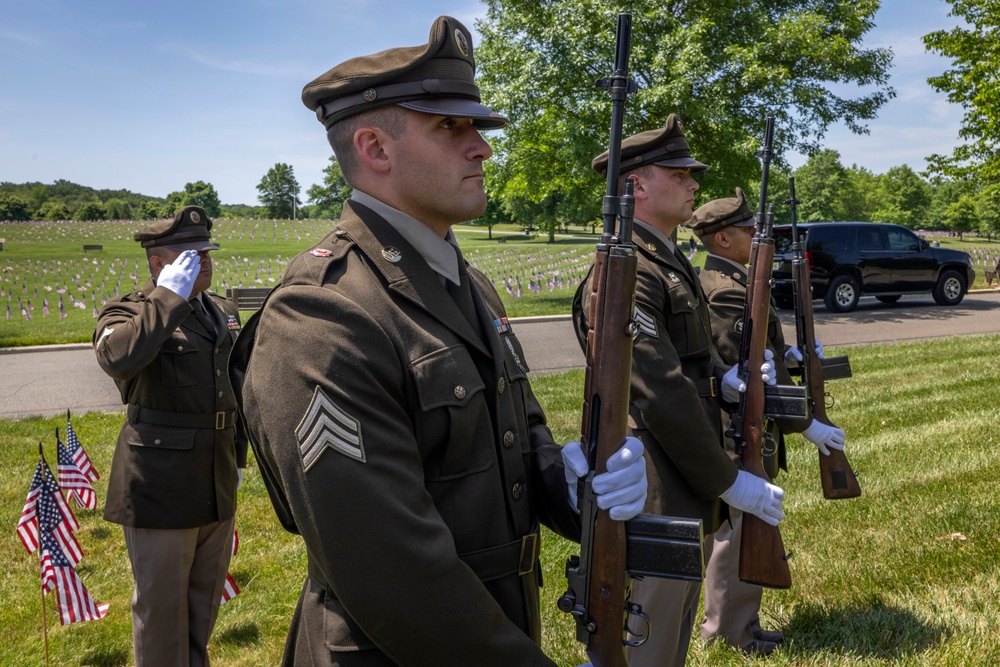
[2,291,997,419]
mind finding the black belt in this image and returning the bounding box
[127,404,236,430]
[459,529,540,582]
[694,376,718,398]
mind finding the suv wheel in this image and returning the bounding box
[824,275,860,312]
[933,270,966,306]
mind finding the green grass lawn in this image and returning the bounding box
[3,334,999,665]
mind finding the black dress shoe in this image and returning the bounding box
[742,639,779,656]
[754,629,785,645]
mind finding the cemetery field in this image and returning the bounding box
[0,218,614,347]
[2,335,1000,665]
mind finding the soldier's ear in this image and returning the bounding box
[354,126,393,175]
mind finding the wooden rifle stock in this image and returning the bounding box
[735,117,792,589]
[787,177,861,500]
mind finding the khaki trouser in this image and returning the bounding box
[701,509,764,649]
[123,518,235,667]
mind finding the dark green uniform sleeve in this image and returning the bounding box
[243,284,556,666]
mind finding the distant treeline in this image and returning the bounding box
[0,180,258,222]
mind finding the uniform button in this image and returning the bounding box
[503,431,515,448]
[154,439,162,445]
[216,369,222,377]
[454,385,466,400]
[497,376,506,394]
[215,347,220,354]
[218,391,224,398]
[511,483,523,500]
[687,301,693,308]
[177,345,183,351]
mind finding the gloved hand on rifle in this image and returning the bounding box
[783,338,825,367]
[721,348,777,402]
[157,250,201,299]
[561,437,647,521]
[720,470,785,526]
[802,419,846,456]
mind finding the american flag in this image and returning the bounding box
[220,528,241,604]
[37,530,109,624]
[66,419,99,482]
[57,434,97,510]
[17,460,82,564]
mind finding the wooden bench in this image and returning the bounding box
[226,287,273,311]
[497,237,506,244]
[985,261,999,286]
[82,244,104,252]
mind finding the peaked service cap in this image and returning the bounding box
[687,188,757,237]
[134,205,219,251]
[592,113,709,177]
[302,16,507,130]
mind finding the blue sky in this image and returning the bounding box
[0,0,964,206]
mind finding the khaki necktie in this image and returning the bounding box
[191,297,218,338]
[447,248,486,343]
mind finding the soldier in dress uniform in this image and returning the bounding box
[94,205,246,667]
[572,115,785,666]
[228,16,647,667]
[690,190,846,655]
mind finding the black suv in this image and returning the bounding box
[771,222,975,313]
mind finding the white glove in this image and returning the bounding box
[784,345,803,367]
[561,437,648,521]
[802,420,845,456]
[237,469,243,490]
[157,250,201,299]
[721,349,777,402]
[814,338,825,359]
[720,470,785,526]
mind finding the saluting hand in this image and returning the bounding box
[158,250,201,299]
[561,437,647,521]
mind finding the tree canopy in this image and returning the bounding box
[475,0,894,232]
[257,163,301,219]
[924,0,1000,183]
[165,181,223,217]
[306,156,352,219]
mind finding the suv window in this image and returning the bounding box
[807,225,851,254]
[886,226,920,252]
[856,227,885,251]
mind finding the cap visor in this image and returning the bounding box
[398,98,508,129]
[165,240,220,252]
[652,157,710,173]
[732,217,757,227]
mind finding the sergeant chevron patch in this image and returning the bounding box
[296,386,365,471]
[633,305,658,338]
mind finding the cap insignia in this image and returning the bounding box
[311,248,333,257]
[190,211,201,223]
[363,88,377,102]
[454,30,470,57]
[645,242,657,252]
[381,247,402,263]
[667,271,681,283]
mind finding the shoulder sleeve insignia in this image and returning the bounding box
[633,305,658,338]
[310,248,333,257]
[295,385,365,471]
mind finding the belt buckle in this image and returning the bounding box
[215,411,226,430]
[709,376,718,398]
[518,532,539,576]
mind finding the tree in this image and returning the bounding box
[164,181,222,217]
[306,156,352,219]
[791,150,855,221]
[257,163,301,218]
[926,178,973,230]
[139,200,166,219]
[475,0,894,224]
[0,193,31,221]
[36,200,71,221]
[975,185,1000,241]
[104,198,133,220]
[924,0,1000,183]
[943,194,978,239]
[871,165,932,229]
[75,201,107,221]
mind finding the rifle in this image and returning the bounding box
[557,14,704,666]
[730,117,792,589]
[787,177,861,500]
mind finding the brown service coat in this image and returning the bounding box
[235,202,579,667]
[699,254,810,478]
[94,281,246,529]
[573,224,738,534]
